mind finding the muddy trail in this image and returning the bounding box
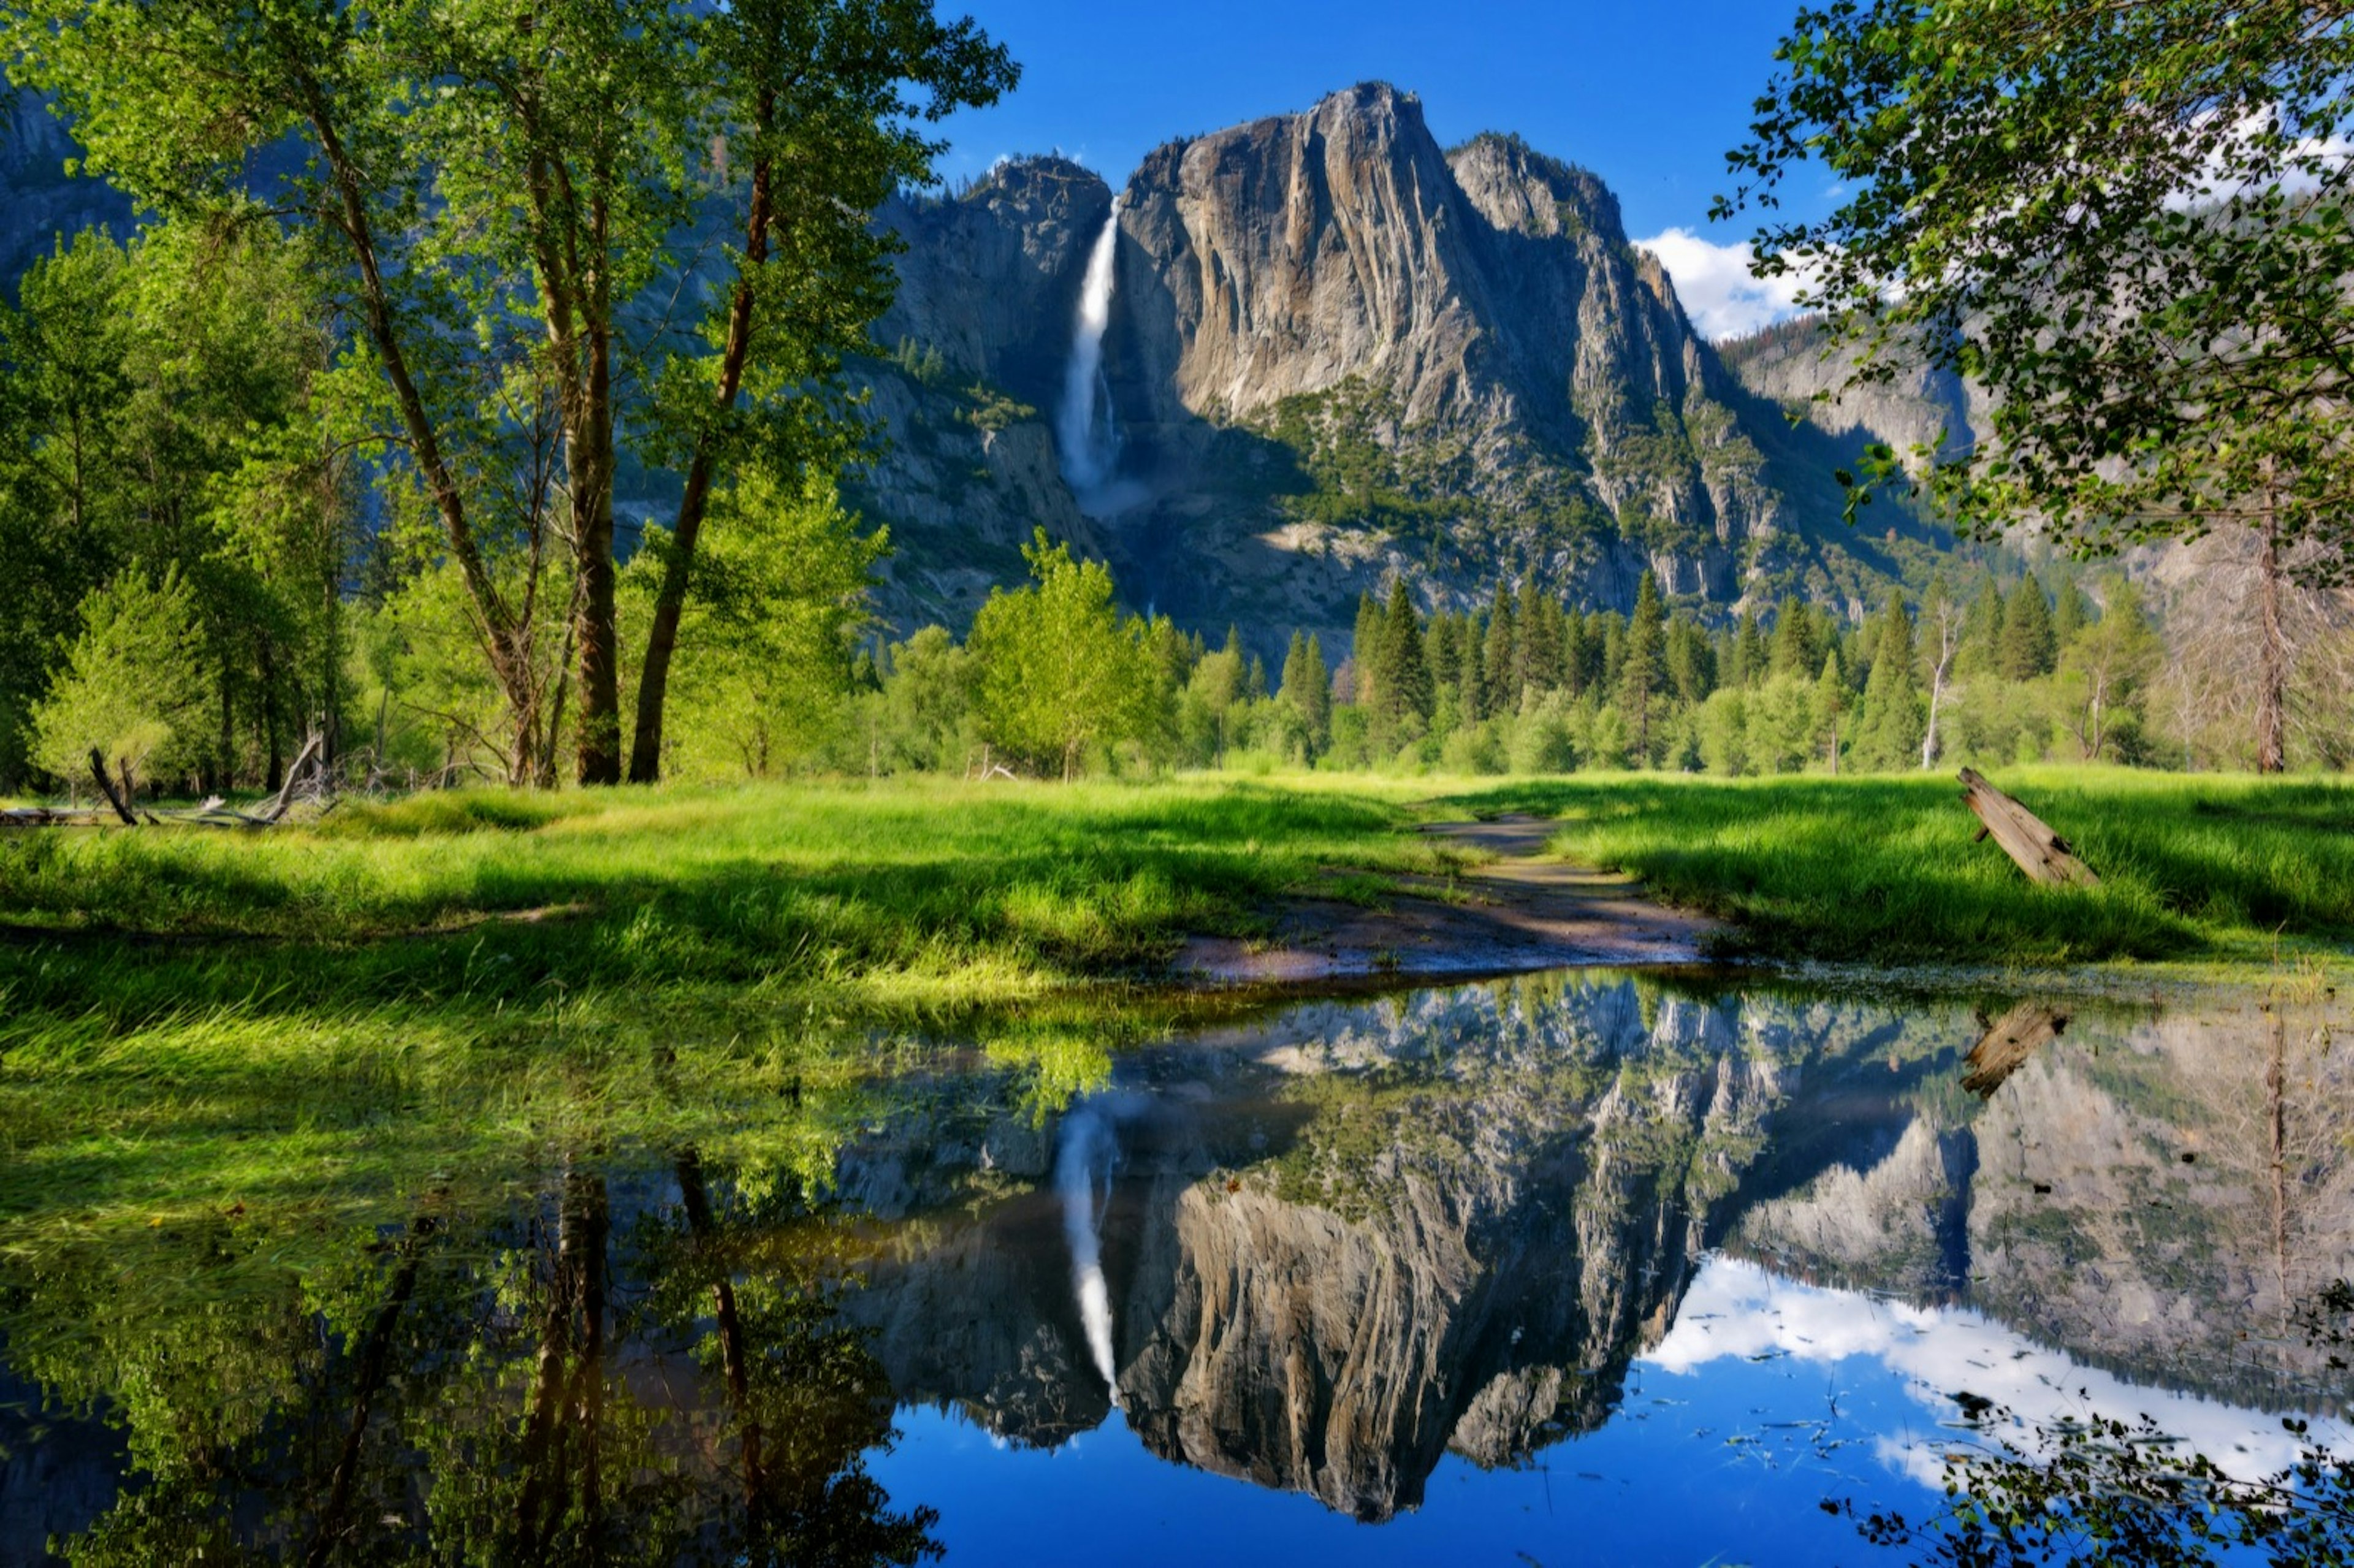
[1174,814,1720,984]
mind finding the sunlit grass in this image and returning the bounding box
[1436,767,2354,966]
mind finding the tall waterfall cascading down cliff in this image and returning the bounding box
[1056,1105,1121,1404]
[1056,199,1124,509]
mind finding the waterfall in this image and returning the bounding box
[1056,1105,1120,1403]
[1056,200,1122,495]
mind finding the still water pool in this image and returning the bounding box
[3,970,2348,1564]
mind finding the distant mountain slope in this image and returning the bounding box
[853,85,1960,655]
[2,80,1973,661]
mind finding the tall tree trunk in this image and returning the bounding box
[571,191,622,787]
[290,60,541,760]
[2256,504,2288,774]
[628,113,776,784]
[513,1167,609,1556]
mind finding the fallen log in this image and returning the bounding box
[1962,1003,2068,1098]
[0,806,105,828]
[1959,768,2100,888]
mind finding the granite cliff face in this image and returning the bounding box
[0,90,131,289]
[1717,315,1993,466]
[853,83,1950,654]
[2,80,1956,655]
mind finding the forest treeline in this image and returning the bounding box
[813,541,2339,782]
[5,217,2346,796]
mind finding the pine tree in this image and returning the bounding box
[1350,590,1381,709]
[1960,569,2006,674]
[1428,611,1461,694]
[2052,577,2091,648]
[1561,608,1590,699]
[1368,586,1432,752]
[1517,580,1563,695]
[1853,595,1924,769]
[1458,621,1484,720]
[1481,595,1518,717]
[1620,572,1667,765]
[1300,633,1331,754]
[1769,599,1818,679]
[1666,615,1714,704]
[1813,649,1849,772]
[1998,579,2058,679]
[1731,606,1768,688]
[1246,653,1268,702]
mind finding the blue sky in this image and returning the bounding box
[932,0,1830,338]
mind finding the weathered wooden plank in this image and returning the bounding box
[1959,767,2100,888]
[1962,1003,2069,1098]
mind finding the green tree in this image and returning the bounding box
[2052,577,2092,649]
[967,530,1159,780]
[1480,596,1518,717]
[1813,650,1849,773]
[1769,599,1821,680]
[1852,595,1924,771]
[1665,614,1715,706]
[2057,579,2164,761]
[1517,581,1564,694]
[631,469,885,779]
[1959,569,2008,677]
[1350,590,1382,709]
[1723,0,2354,772]
[30,566,207,797]
[1999,580,2059,681]
[1366,585,1434,755]
[7,0,1016,788]
[871,625,978,773]
[1278,631,1333,760]
[1620,572,1667,765]
[1730,606,1768,689]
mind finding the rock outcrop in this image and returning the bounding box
[849,84,1954,656]
[0,90,132,291]
[1,80,1967,660]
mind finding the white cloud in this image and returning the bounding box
[1645,1257,2348,1490]
[1632,227,1812,341]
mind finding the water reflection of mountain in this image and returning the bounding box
[840,976,2354,1520]
[5,974,2348,1557]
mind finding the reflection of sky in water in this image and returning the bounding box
[1650,1257,2350,1491]
[873,1253,2347,1567]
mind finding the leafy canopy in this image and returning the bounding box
[1721,1,2354,571]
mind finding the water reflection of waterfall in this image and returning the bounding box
[1056,200,1124,505]
[1056,1105,1120,1403]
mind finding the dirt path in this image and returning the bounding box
[1173,813,1720,985]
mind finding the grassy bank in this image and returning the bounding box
[0,778,1445,1235]
[0,778,1457,1022]
[4,769,2347,1241]
[1442,768,2354,968]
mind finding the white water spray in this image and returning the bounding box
[1055,1105,1120,1403]
[1056,200,1122,495]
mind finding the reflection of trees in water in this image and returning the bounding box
[1843,1282,2354,1568]
[9,976,2351,1549]
[12,1155,934,1566]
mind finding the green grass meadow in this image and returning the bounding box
[1442,767,2354,968]
[2,767,2347,1249]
